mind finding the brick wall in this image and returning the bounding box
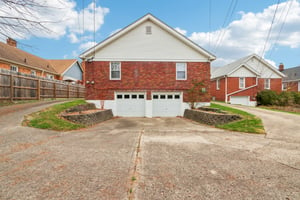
[85,61,211,102]
[211,77,283,102]
[0,61,59,80]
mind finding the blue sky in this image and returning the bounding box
[1,0,299,68]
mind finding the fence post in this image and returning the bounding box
[37,79,41,100]
[53,82,56,99]
[77,85,80,98]
[10,74,13,101]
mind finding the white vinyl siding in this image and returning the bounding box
[264,79,270,89]
[110,62,121,80]
[176,63,187,80]
[239,77,245,89]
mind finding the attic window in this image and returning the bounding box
[145,26,152,35]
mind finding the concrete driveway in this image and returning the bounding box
[0,101,299,200]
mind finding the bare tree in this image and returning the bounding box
[0,0,61,39]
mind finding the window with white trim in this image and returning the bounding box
[31,70,36,76]
[264,78,270,89]
[110,62,121,80]
[47,74,54,79]
[239,77,245,89]
[282,82,287,91]
[216,79,220,90]
[176,63,187,80]
[10,65,18,72]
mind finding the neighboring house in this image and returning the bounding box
[211,54,285,106]
[280,65,300,92]
[80,13,216,117]
[0,38,83,84]
[0,38,59,79]
[48,59,83,84]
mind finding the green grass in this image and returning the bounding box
[210,103,265,134]
[23,99,87,131]
[0,100,39,107]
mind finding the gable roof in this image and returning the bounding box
[0,41,58,74]
[80,13,216,61]
[211,53,285,79]
[282,66,300,81]
[48,59,82,75]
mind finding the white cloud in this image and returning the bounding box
[174,27,187,36]
[79,41,97,52]
[68,33,80,43]
[189,0,300,67]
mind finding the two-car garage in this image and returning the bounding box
[115,92,182,117]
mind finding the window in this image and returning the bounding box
[10,65,18,72]
[264,79,270,89]
[31,70,36,76]
[110,62,121,80]
[176,63,187,80]
[47,74,54,79]
[239,77,245,89]
[216,79,220,90]
[282,83,287,91]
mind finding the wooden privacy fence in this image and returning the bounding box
[0,71,85,101]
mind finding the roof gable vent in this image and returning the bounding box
[145,26,152,35]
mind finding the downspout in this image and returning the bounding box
[225,76,228,103]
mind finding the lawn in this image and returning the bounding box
[210,103,265,134]
[23,99,87,131]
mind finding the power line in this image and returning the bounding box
[268,0,293,58]
[212,0,238,53]
[259,0,281,59]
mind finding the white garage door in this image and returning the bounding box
[116,93,145,117]
[230,96,250,106]
[152,93,182,117]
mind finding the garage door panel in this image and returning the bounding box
[116,93,145,117]
[230,96,249,106]
[152,93,181,117]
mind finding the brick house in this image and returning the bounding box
[80,13,216,117]
[211,54,285,106]
[0,38,59,79]
[0,38,83,83]
[280,64,300,92]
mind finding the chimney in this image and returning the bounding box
[279,63,284,72]
[6,38,17,47]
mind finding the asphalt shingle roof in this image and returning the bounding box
[0,41,58,74]
[282,66,300,81]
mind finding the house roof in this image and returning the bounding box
[282,66,300,82]
[211,53,285,79]
[80,13,216,61]
[47,59,82,75]
[0,41,58,74]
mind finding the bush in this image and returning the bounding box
[256,90,279,105]
[257,90,300,106]
[292,92,300,105]
[277,91,294,106]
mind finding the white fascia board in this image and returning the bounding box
[91,57,211,62]
[228,64,260,77]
